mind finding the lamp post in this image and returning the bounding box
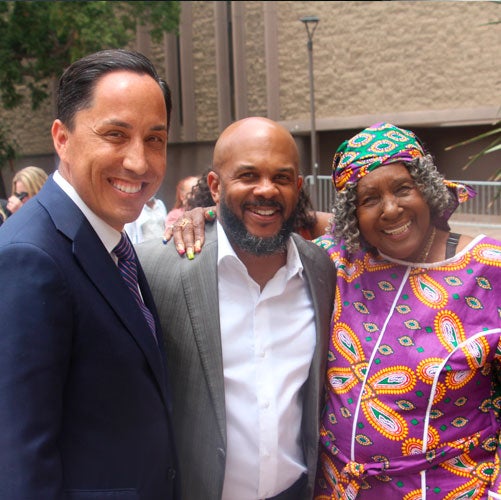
[300,15,319,209]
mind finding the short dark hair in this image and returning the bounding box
[56,49,172,130]
[158,77,172,129]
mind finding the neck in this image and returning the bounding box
[234,247,287,291]
[417,225,436,262]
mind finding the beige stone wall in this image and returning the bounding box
[192,2,219,142]
[3,1,500,157]
[245,1,268,117]
[1,84,54,157]
[180,0,500,139]
[278,1,500,121]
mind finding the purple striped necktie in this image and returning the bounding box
[113,233,157,339]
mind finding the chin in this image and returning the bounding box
[115,210,142,227]
[251,230,281,239]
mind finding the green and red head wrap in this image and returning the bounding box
[332,122,476,228]
[332,122,425,191]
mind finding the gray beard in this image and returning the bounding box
[219,197,295,256]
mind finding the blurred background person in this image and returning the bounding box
[125,194,167,244]
[4,166,48,218]
[0,199,7,226]
[294,186,332,240]
[184,169,214,210]
[165,175,199,228]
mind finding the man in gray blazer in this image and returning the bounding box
[138,117,335,500]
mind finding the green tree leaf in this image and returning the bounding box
[0,1,180,170]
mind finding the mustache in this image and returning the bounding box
[243,199,283,210]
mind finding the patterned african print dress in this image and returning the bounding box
[313,234,501,499]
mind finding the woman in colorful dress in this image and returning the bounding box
[313,122,501,499]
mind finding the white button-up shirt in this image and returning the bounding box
[53,170,120,251]
[217,222,316,500]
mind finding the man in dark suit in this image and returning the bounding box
[0,49,178,499]
[138,117,335,499]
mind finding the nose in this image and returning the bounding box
[123,139,148,175]
[253,177,279,198]
[380,196,402,219]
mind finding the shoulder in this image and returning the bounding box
[0,199,57,250]
[293,233,334,271]
[136,238,178,268]
[137,223,218,273]
[311,232,343,259]
[469,235,501,267]
[294,232,327,251]
[155,199,167,210]
[474,234,501,246]
[293,235,336,304]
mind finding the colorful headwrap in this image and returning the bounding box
[333,122,425,191]
[332,122,476,228]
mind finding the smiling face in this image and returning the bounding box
[52,70,168,231]
[356,163,433,261]
[208,118,302,254]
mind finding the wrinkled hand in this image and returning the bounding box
[163,206,216,259]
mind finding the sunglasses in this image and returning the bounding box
[15,192,28,201]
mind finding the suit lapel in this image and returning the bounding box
[39,178,167,404]
[181,228,226,443]
[74,224,166,395]
[292,234,329,406]
[292,235,332,487]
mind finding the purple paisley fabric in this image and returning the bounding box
[313,233,501,499]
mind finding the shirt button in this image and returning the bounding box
[167,467,176,479]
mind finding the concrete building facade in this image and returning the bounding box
[2,1,500,209]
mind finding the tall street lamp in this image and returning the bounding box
[300,15,319,209]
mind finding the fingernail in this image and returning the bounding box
[187,248,195,260]
[194,240,201,252]
[207,209,215,218]
[162,238,168,245]
[176,244,185,255]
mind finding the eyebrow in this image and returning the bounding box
[102,119,168,132]
[235,165,296,173]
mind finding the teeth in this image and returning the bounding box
[384,221,411,235]
[250,207,276,216]
[112,180,142,194]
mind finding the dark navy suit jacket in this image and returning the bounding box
[0,177,178,499]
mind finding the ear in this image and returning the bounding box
[207,170,221,204]
[51,119,69,160]
[297,175,303,191]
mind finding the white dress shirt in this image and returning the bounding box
[217,222,316,500]
[124,197,167,244]
[53,170,120,251]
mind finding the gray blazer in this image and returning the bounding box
[137,223,335,499]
